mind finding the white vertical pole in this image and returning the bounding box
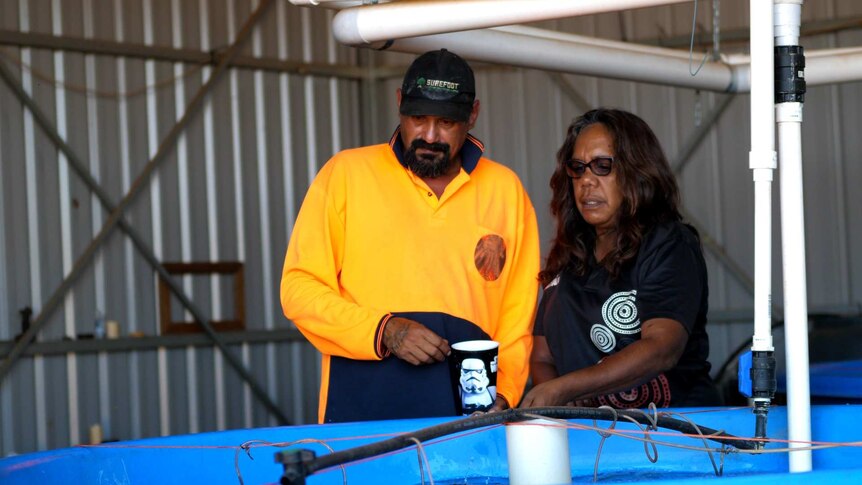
[748,0,777,444]
[775,0,813,472]
[750,0,776,355]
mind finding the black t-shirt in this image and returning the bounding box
[534,221,720,408]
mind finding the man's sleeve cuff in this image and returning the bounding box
[374,313,394,358]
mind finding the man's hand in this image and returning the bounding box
[383,317,450,365]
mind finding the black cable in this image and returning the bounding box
[297,406,758,477]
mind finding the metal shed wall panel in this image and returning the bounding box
[1,0,861,456]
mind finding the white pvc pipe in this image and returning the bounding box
[332,0,692,45]
[775,0,813,473]
[314,0,862,91]
[320,3,862,92]
[774,0,802,46]
[506,419,571,485]
[372,28,862,92]
[500,25,694,60]
[749,0,775,355]
[805,48,862,86]
[380,27,736,92]
[289,0,371,6]
[777,103,813,471]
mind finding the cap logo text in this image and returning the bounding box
[417,77,460,93]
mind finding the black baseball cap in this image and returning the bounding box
[399,49,476,122]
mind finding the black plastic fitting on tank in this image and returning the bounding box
[750,350,777,448]
[775,45,806,103]
[276,448,317,485]
[751,350,777,401]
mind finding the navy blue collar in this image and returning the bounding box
[389,126,484,174]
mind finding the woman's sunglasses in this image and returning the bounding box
[564,157,614,178]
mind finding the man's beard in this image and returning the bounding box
[404,139,452,178]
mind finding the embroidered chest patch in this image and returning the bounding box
[474,234,507,281]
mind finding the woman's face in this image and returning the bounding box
[570,123,624,236]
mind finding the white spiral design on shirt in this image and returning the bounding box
[601,290,640,335]
[590,324,616,353]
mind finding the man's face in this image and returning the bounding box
[399,115,466,178]
[397,90,479,179]
[460,358,489,393]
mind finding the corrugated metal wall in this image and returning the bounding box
[1,0,861,455]
[0,0,354,454]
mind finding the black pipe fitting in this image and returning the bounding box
[775,45,806,103]
[750,350,777,401]
[750,350,777,448]
[276,448,317,485]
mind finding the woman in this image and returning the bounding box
[521,108,720,409]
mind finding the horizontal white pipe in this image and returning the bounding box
[383,28,736,92]
[807,46,862,57]
[333,0,692,45]
[289,0,376,6]
[370,27,862,92]
[499,26,694,60]
[317,4,862,91]
[806,49,862,85]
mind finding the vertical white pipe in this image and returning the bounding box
[506,420,571,485]
[775,0,812,472]
[749,0,776,354]
[777,103,812,470]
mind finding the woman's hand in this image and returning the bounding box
[519,378,570,408]
[488,394,510,413]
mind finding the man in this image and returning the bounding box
[280,49,540,423]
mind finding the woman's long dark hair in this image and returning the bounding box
[539,108,682,285]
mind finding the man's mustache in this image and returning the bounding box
[411,139,449,154]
